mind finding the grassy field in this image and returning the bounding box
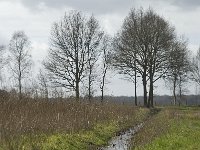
[0,99,149,150]
[2,96,199,150]
[133,106,200,150]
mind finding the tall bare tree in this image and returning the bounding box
[85,15,104,102]
[113,8,174,107]
[166,39,190,105]
[44,11,103,100]
[113,9,148,106]
[0,45,5,68]
[100,36,112,102]
[0,45,7,87]
[0,45,5,79]
[112,42,139,105]
[191,47,200,85]
[146,11,175,107]
[9,31,32,100]
[37,69,49,100]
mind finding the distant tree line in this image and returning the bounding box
[0,8,200,107]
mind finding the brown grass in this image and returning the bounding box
[0,97,145,145]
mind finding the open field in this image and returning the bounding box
[1,96,200,150]
[0,99,149,150]
[133,106,200,150]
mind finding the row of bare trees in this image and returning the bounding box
[112,8,192,107]
[0,12,111,101]
[1,8,200,107]
[44,11,111,101]
[44,9,194,107]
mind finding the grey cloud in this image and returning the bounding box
[161,0,200,10]
[172,0,200,9]
[19,0,134,14]
[4,0,200,13]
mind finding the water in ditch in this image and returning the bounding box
[101,123,143,150]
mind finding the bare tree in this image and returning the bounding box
[113,8,174,107]
[44,11,103,100]
[37,69,49,100]
[9,31,32,100]
[165,39,190,105]
[100,36,112,102]
[112,40,139,106]
[0,45,6,84]
[113,9,148,106]
[146,11,175,107]
[0,45,5,68]
[191,47,200,85]
[85,15,104,102]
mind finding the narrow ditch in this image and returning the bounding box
[99,108,161,150]
[100,123,143,150]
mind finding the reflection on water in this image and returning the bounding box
[101,123,143,150]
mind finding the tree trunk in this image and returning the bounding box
[101,87,104,103]
[88,43,92,103]
[19,77,22,100]
[142,71,147,107]
[45,87,49,100]
[75,54,80,100]
[149,77,154,108]
[179,76,182,106]
[173,76,177,105]
[148,69,154,108]
[19,61,22,100]
[134,81,137,106]
[134,59,137,106]
[101,66,107,103]
[88,66,92,102]
[76,81,79,100]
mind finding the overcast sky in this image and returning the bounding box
[0,0,200,96]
